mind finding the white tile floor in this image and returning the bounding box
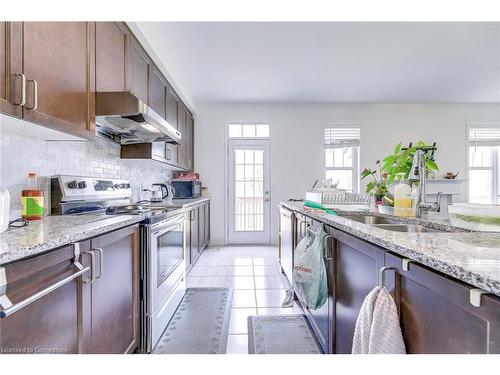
[186,245,302,354]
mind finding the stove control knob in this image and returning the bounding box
[78,181,87,189]
[67,181,78,189]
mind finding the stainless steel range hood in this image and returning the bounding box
[95,91,181,145]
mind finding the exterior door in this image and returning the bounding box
[228,139,271,244]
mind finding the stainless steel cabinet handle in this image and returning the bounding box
[26,79,38,111]
[378,266,397,288]
[13,73,26,106]
[93,248,104,279]
[323,235,335,260]
[0,265,90,319]
[83,250,97,284]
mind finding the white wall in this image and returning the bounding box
[195,103,500,245]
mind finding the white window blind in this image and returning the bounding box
[324,128,360,148]
[469,126,500,146]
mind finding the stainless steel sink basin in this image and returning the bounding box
[339,215,401,225]
[373,224,443,233]
[339,215,447,233]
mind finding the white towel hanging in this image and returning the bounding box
[352,286,406,354]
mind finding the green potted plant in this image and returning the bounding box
[381,142,439,186]
[361,160,389,204]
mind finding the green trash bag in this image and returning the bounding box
[292,224,328,310]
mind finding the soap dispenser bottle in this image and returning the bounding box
[394,173,412,217]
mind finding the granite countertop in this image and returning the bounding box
[172,197,211,208]
[0,197,211,266]
[0,214,146,266]
[281,201,500,296]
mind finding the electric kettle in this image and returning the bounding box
[150,183,169,202]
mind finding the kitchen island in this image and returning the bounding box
[279,200,500,354]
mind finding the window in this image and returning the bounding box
[228,123,269,138]
[324,127,360,192]
[468,125,500,204]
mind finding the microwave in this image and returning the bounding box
[172,180,202,199]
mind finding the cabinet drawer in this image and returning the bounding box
[0,242,90,354]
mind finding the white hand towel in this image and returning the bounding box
[352,286,406,354]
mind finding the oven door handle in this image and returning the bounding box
[151,214,186,234]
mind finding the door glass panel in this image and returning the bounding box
[234,148,265,232]
[156,223,184,286]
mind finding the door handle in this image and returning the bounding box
[13,73,26,106]
[93,248,104,279]
[26,79,38,111]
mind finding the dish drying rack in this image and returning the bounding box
[306,189,371,207]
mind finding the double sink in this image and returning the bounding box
[340,215,447,233]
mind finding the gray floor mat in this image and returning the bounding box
[248,314,323,354]
[153,287,233,354]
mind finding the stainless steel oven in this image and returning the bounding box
[142,212,187,353]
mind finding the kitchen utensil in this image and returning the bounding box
[0,187,10,233]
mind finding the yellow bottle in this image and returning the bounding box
[394,177,412,217]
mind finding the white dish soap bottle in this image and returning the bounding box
[394,173,412,217]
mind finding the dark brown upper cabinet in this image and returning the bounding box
[0,22,23,118]
[96,22,129,92]
[149,65,167,119]
[128,36,150,104]
[22,22,96,139]
[177,103,188,169]
[185,112,194,170]
[0,22,95,139]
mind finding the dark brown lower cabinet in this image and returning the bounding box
[190,206,201,264]
[0,224,140,354]
[82,225,140,354]
[332,229,386,354]
[385,252,500,354]
[297,220,335,354]
[284,208,500,355]
[0,241,91,354]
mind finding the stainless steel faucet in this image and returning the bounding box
[408,150,442,217]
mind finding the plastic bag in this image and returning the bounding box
[292,224,328,310]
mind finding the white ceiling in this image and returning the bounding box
[136,22,500,105]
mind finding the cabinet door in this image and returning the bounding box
[84,225,140,354]
[22,22,95,139]
[385,253,500,354]
[204,202,210,247]
[199,203,206,251]
[332,229,385,353]
[165,86,179,165]
[177,104,187,169]
[0,22,23,117]
[185,113,194,170]
[297,220,334,354]
[279,206,294,283]
[185,213,193,271]
[96,22,129,92]
[190,207,200,263]
[148,65,167,119]
[0,242,90,354]
[128,36,150,104]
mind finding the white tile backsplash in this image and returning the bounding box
[0,133,173,219]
